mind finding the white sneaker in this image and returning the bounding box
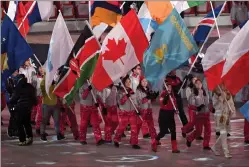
[225,153,232,158]
[211,147,220,156]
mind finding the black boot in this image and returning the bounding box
[40,134,48,142]
[143,133,151,139]
[114,142,119,148]
[96,139,105,146]
[132,145,141,149]
[216,132,220,136]
[196,136,203,140]
[36,129,40,135]
[80,141,87,145]
[57,133,65,140]
[186,140,191,147]
[26,137,33,145]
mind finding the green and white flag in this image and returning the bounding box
[171,1,206,13]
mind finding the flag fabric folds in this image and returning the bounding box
[16,1,53,37]
[91,9,149,91]
[137,2,159,41]
[172,1,206,13]
[53,21,101,104]
[202,27,240,91]
[90,1,122,27]
[143,8,198,90]
[221,20,249,95]
[240,100,249,122]
[45,13,74,97]
[192,4,224,43]
[1,14,33,84]
[7,0,18,21]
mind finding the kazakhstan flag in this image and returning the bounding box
[143,8,198,90]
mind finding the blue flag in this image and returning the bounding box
[1,15,33,84]
[193,4,223,43]
[143,8,198,90]
[240,100,249,122]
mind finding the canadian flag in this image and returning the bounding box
[202,27,240,91]
[91,9,149,91]
[221,21,249,95]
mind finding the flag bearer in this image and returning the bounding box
[130,65,150,138]
[155,82,180,153]
[79,82,104,145]
[211,84,235,158]
[113,75,141,149]
[166,70,189,137]
[136,76,158,152]
[99,84,119,143]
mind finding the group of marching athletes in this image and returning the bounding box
[1,60,249,159]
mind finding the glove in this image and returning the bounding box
[60,107,65,112]
[197,104,205,111]
[88,85,92,91]
[102,107,107,115]
[126,93,130,98]
[136,112,141,116]
[163,95,169,105]
[193,88,199,96]
[95,103,99,108]
[211,108,215,113]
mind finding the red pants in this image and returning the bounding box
[79,105,102,143]
[104,106,118,142]
[182,109,203,136]
[32,97,42,129]
[244,118,249,141]
[138,109,157,141]
[60,104,79,138]
[187,112,211,147]
[114,110,140,145]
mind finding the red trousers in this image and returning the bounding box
[187,112,211,147]
[182,107,203,136]
[60,104,79,138]
[31,96,42,122]
[32,97,42,130]
[79,105,102,143]
[103,106,118,142]
[138,109,157,141]
[114,110,140,145]
[244,118,249,141]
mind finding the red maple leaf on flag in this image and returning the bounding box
[102,38,127,64]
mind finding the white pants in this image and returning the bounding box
[214,110,231,133]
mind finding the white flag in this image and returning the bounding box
[45,13,74,96]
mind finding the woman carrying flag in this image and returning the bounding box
[136,76,158,152]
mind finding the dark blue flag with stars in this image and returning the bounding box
[1,14,33,86]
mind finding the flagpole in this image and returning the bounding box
[210,1,221,38]
[163,82,182,124]
[87,79,105,124]
[17,1,37,30]
[177,1,227,95]
[119,79,143,121]
[88,1,91,26]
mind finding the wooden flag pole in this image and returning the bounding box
[177,1,227,95]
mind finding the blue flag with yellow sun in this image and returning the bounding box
[143,8,198,90]
[1,14,33,84]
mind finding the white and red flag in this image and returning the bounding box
[202,27,240,91]
[221,21,249,95]
[91,9,149,91]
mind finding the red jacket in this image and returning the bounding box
[159,90,176,110]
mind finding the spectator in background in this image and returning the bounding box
[231,1,248,28]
